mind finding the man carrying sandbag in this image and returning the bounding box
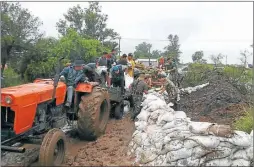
[130,73,149,121]
[158,73,180,110]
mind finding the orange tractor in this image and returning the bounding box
[1,58,110,166]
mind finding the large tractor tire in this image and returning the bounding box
[77,86,110,141]
[39,128,67,166]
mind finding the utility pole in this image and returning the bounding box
[148,46,151,66]
[226,55,227,65]
[118,37,121,57]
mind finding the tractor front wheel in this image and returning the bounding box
[77,86,110,141]
[39,128,67,166]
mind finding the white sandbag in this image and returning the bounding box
[164,125,189,135]
[188,135,220,148]
[147,100,167,112]
[163,135,171,144]
[205,147,232,160]
[188,122,214,135]
[166,147,192,162]
[162,121,178,130]
[168,130,194,139]
[163,119,188,130]
[147,125,166,143]
[231,159,250,166]
[245,146,253,160]
[173,111,187,119]
[153,155,167,166]
[135,121,147,131]
[183,139,199,149]
[177,157,200,166]
[133,132,143,145]
[124,74,133,89]
[228,131,251,147]
[232,149,248,161]
[137,109,150,122]
[157,112,175,125]
[168,102,174,107]
[123,103,130,114]
[148,109,165,124]
[191,146,214,159]
[138,150,158,164]
[218,141,234,148]
[204,157,231,166]
[163,140,184,152]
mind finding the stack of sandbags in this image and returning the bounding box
[181,82,209,94]
[128,92,253,166]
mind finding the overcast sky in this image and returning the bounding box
[20,2,253,64]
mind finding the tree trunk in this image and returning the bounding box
[1,44,13,74]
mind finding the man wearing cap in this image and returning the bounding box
[97,52,108,67]
[127,53,135,78]
[60,60,85,107]
[129,73,148,121]
[110,49,117,64]
[111,64,125,94]
[165,57,178,86]
[158,73,180,110]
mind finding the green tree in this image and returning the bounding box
[210,53,225,65]
[20,37,58,80]
[56,2,119,50]
[192,51,203,62]
[25,29,107,81]
[164,34,182,62]
[134,42,152,59]
[1,2,43,73]
[192,51,207,64]
[152,49,162,58]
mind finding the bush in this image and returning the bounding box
[3,67,25,87]
[182,63,213,87]
[233,107,253,133]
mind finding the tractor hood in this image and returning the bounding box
[1,79,66,107]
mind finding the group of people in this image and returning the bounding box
[59,50,180,122]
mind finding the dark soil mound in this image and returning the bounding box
[179,74,249,125]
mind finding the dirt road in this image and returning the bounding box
[1,115,136,166]
[65,115,136,166]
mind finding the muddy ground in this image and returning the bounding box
[1,115,136,166]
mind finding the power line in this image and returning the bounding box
[114,37,252,42]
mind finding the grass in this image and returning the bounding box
[233,107,254,133]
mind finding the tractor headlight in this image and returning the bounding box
[5,96,12,104]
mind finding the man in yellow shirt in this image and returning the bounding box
[127,53,135,77]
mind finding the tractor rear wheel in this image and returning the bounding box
[77,86,110,141]
[39,128,67,166]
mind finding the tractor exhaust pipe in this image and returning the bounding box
[1,145,26,153]
[51,57,65,103]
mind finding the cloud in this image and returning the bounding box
[20,2,253,64]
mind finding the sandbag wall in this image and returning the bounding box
[128,91,253,166]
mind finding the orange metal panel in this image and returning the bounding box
[1,79,67,135]
[75,83,93,93]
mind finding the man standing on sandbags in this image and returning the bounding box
[130,73,149,121]
[158,73,180,110]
